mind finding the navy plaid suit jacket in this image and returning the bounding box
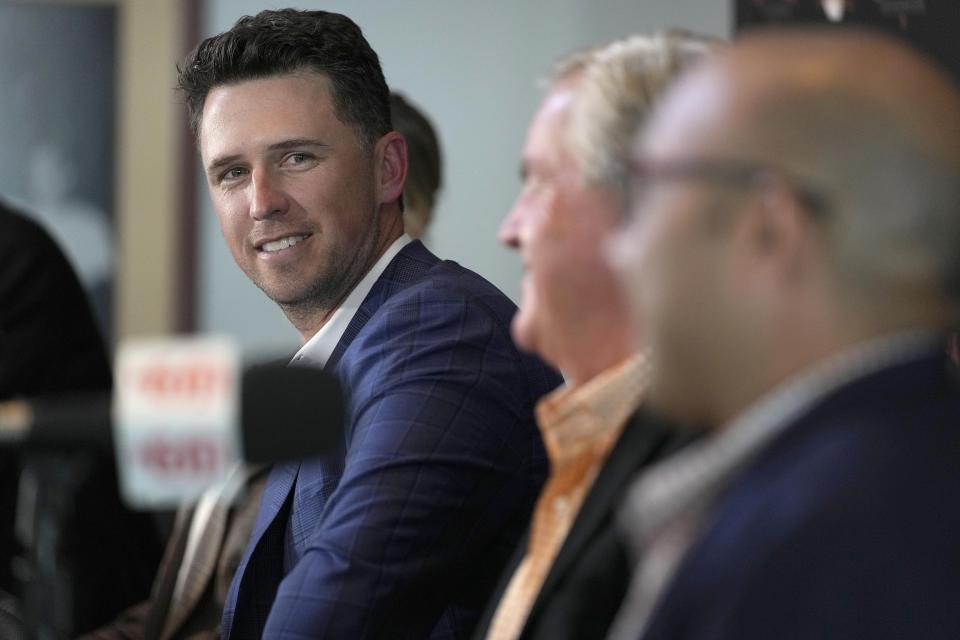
[221,241,561,639]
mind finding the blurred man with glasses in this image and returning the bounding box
[608,28,960,640]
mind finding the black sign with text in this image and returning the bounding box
[735,0,960,84]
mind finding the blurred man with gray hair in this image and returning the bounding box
[475,31,715,640]
[608,28,960,640]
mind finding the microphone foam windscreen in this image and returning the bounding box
[240,363,344,464]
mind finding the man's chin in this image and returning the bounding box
[510,310,541,357]
[256,280,312,308]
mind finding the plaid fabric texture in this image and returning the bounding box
[222,241,561,639]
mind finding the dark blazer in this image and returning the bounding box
[641,350,960,640]
[221,241,561,639]
[473,408,690,640]
[83,471,268,640]
[0,202,161,634]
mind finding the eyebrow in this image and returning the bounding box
[205,138,332,176]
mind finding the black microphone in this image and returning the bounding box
[240,362,344,463]
[0,362,344,463]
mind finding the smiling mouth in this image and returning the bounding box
[258,234,309,253]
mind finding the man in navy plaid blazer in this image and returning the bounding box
[179,9,560,639]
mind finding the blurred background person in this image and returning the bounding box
[0,199,160,637]
[23,142,113,334]
[607,28,960,640]
[0,4,117,340]
[391,92,443,242]
[477,31,714,640]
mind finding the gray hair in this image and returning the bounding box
[557,31,718,200]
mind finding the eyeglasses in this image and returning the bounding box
[627,157,831,216]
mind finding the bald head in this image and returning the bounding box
[614,29,960,424]
[642,28,960,309]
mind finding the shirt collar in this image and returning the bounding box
[620,328,943,546]
[291,234,413,369]
[536,352,649,467]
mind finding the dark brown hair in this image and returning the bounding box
[177,9,391,149]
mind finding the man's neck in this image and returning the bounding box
[713,317,945,430]
[561,322,637,388]
[290,288,356,344]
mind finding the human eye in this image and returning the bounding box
[518,164,530,185]
[516,173,540,202]
[218,166,248,185]
[525,171,555,198]
[518,161,545,191]
[281,151,317,170]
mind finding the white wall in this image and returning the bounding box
[197,1,730,357]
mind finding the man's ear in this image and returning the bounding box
[374,131,407,207]
[750,175,813,281]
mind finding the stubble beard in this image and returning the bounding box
[266,221,385,331]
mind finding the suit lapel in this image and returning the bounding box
[143,506,194,640]
[473,530,530,639]
[246,462,299,552]
[326,240,438,371]
[159,499,229,640]
[524,409,680,627]
[222,461,298,638]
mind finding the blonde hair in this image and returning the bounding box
[560,31,718,200]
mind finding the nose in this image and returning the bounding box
[499,200,525,249]
[249,168,288,221]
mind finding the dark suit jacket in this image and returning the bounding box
[84,471,268,640]
[222,241,561,639]
[641,350,960,640]
[0,201,161,634]
[473,408,691,640]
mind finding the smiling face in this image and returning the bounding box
[200,71,400,336]
[499,80,634,385]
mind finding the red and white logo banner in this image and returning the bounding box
[113,337,241,508]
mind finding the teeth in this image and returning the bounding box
[261,235,307,253]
